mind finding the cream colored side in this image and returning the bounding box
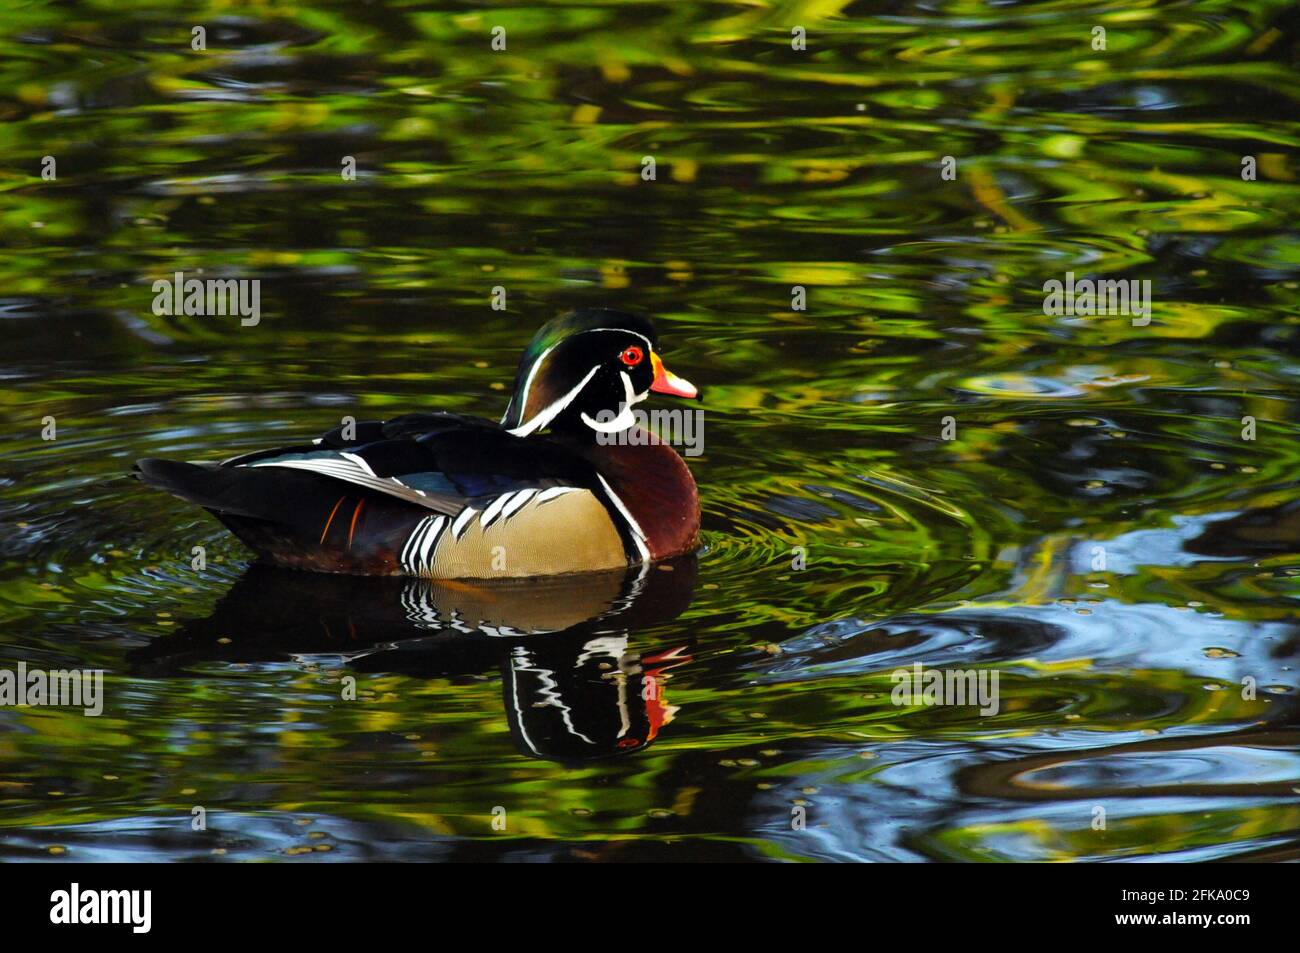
[428,489,628,578]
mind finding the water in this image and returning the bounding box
[2,0,1299,862]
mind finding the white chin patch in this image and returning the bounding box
[582,405,638,433]
[581,371,645,434]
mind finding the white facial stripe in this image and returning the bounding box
[581,327,652,350]
[507,364,600,437]
[505,326,654,435]
[503,342,558,427]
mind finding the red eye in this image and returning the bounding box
[619,346,644,367]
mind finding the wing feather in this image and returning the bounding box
[226,414,601,518]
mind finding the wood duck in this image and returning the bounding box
[134,308,702,578]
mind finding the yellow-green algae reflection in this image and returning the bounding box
[1,0,1299,861]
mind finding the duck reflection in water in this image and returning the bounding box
[131,557,698,763]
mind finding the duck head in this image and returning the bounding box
[502,308,699,438]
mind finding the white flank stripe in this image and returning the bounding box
[418,516,445,572]
[479,493,511,529]
[596,474,650,564]
[402,515,436,572]
[400,517,427,569]
[536,486,579,504]
[500,487,537,520]
[451,506,478,539]
[628,533,650,563]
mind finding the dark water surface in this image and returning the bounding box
[3,1,1300,861]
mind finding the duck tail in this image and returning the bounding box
[132,458,269,519]
[133,457,419,574]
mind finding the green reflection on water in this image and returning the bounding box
[1,0,1299,861]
